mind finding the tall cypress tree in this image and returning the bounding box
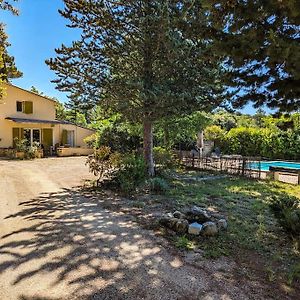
[203,0,300,112]
[0,0,22,99]
[47,0,223,175]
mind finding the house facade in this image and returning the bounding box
[0,83,94,156]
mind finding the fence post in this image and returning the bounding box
[242,157,246,177]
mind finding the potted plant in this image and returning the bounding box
[13,137,27,159]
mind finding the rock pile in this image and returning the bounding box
[159,206,227,237]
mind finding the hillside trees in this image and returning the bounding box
[46,0,224,175]
[0,0,22,98]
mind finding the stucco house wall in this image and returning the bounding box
[0,83,94,153]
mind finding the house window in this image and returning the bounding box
[16,101,33,114]
[61,130,75,147]
[23,129,41,146]
[16,101,23,112]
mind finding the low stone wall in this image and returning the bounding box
[57,147,93,157]
[0,148,16,158]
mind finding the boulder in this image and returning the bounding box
[202,222,218,236]
[175,219,189,234]
[217,219,228,231]
[173,211,185,219]
[185,206,211,223]
[159,214,178,229]
[188,222,203,235]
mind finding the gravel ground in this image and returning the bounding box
[0,157,285,300]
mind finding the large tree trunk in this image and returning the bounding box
[143,119,155,176]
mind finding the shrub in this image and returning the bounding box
[13,138,40,160]
[85,146,121,186]
[84,133,99,148]
[269,195,300,236]
[114,153,146,194]
[148,177,169,194]
[153,146,178,169]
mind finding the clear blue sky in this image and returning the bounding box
[0,0,80,102]
[0,0,259,114]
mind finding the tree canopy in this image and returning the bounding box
[0,0,22,98]
[204,0,300,112]
[47,0,224,175]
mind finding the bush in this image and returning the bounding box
[219,127,300,159]
[269,195,300,236]
[14,138,40,159]
[85,146,121,186]
[84,133,99,148]
[153,146,178,169]
[148,177,169,194]
[114,153,147,194]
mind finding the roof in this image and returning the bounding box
[5,117,95,131]
[4,82,58,103]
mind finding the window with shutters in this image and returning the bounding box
[16,101,23,112]
[16,101,33,114]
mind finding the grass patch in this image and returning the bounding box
[174,235,196,251]
[165,171,300,286]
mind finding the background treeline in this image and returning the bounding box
[57,100,300,160]
[205,110,300,160]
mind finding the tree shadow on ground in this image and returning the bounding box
[0,187,223,300]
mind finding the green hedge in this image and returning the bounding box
[220,127,300,159]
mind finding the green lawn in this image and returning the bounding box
[165,172,300,287]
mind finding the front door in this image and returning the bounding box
[42,128,53,155]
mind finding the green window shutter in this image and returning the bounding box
[12,128,20,147]
[20,128,24,139]
[61,130,68,145]
[24,101,33,114]
[42,129,53,149]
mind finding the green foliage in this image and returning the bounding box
[0,1,22,98]
[47,0,224,175]
[174,235,195,251]
[153,147,178,169]
[14,137,27,152]
[288,263,300,286]
[85,146,121,186]
[98,122,142,153]
[155,112,210,149]
[206,0,300,111]
[204,125,226,146]
[219,126,300,159]
[114,153,147,194]
[269,195,300,236]
[83,133,99,149]
[13,138,40,160]
[148,177,169,194]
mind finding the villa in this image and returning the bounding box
[0,83,94,157]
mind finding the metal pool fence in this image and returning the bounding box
[175,151,263,179]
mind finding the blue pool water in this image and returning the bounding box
[249,161,300,171]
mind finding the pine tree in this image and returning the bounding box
[203,0,300,112]
[0,0,22,99]
[47,0,223,175]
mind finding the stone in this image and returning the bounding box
[188,222,203,235]
[173,211,185,219]
[185,206,211,223]
[202,221,218,236]
[175,219,189,234]
[217,219,228,230]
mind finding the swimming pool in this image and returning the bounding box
[249,161,300,171]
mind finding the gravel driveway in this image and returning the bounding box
[0,157,281,300]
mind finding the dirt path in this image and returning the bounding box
[0,158,281,299]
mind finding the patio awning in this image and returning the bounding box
[5,117,72,125]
